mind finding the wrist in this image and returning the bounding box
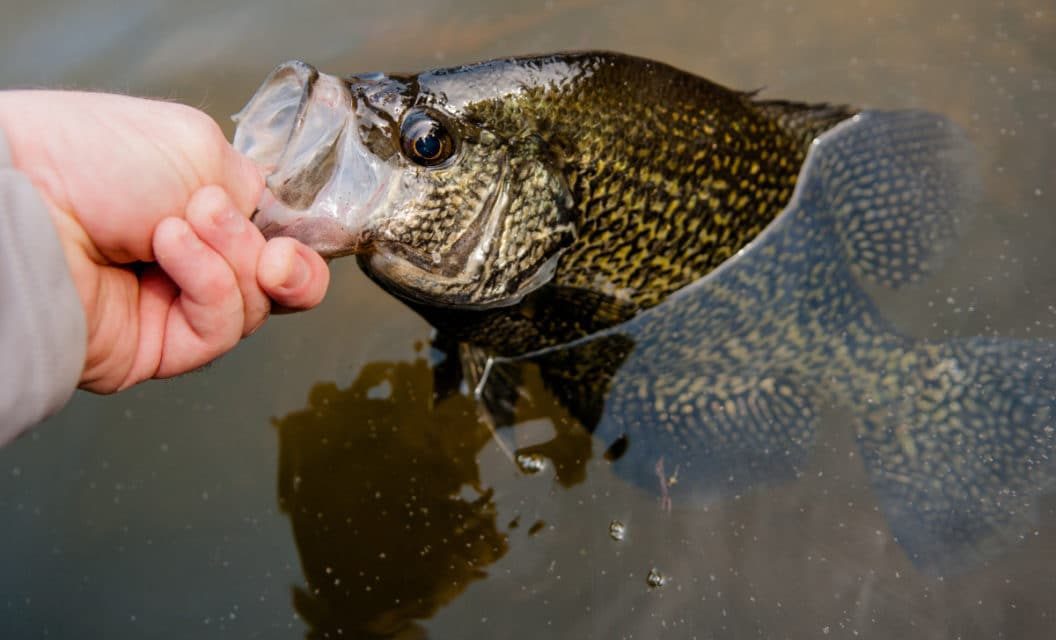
[0,105,99,389]
[0,119,89,430]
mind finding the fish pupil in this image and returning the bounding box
[400,110,455,166]
[414,132,441,159]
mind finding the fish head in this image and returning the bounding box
[234,60,575,309]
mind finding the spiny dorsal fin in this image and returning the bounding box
[751,97,858,146]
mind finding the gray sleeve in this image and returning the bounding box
[0,127,87,444]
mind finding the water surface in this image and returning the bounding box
[2,1,1055,638]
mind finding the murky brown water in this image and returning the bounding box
[2,1,1056,638]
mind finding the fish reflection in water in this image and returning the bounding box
[274,355,595,637]
[275,360,507,638]
[273,111,1056,635]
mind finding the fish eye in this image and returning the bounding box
[399,110,456,167]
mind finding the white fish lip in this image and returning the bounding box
[232,60,318,173]
[251,167,395,258]
[252,190,359,258]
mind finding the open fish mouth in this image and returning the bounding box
[233,60,393,257]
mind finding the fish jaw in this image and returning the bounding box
[234,60,394,257]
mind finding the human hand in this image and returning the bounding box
[0,91,330,393]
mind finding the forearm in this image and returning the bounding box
[0,125,87,443]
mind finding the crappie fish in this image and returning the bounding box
[237,53,1056,574]
[234,52,852,316]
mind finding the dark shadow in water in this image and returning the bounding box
[273,110,1056,637]
[273,355,604,637]
[274,360,507,639]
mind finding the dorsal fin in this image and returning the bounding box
[751,97,858,146]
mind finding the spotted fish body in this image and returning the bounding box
[372,57,855,357]
[236,53,853,337]
[451,55,852,310]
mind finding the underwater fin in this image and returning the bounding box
[429,332,466,403]
[595,355,821,502]
[854,336,1056,574]
[752,98,858,147]
[464,344,523,428]
[802,109,980,288]
[530,332,637,432]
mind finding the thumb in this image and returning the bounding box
[257,238,330,310]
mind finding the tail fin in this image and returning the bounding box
[802,110,1054,571]
[855,337,1056,573]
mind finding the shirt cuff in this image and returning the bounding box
[0,126,87,444]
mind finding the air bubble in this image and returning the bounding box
[646,568,666,588]
[516,453,547,474]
